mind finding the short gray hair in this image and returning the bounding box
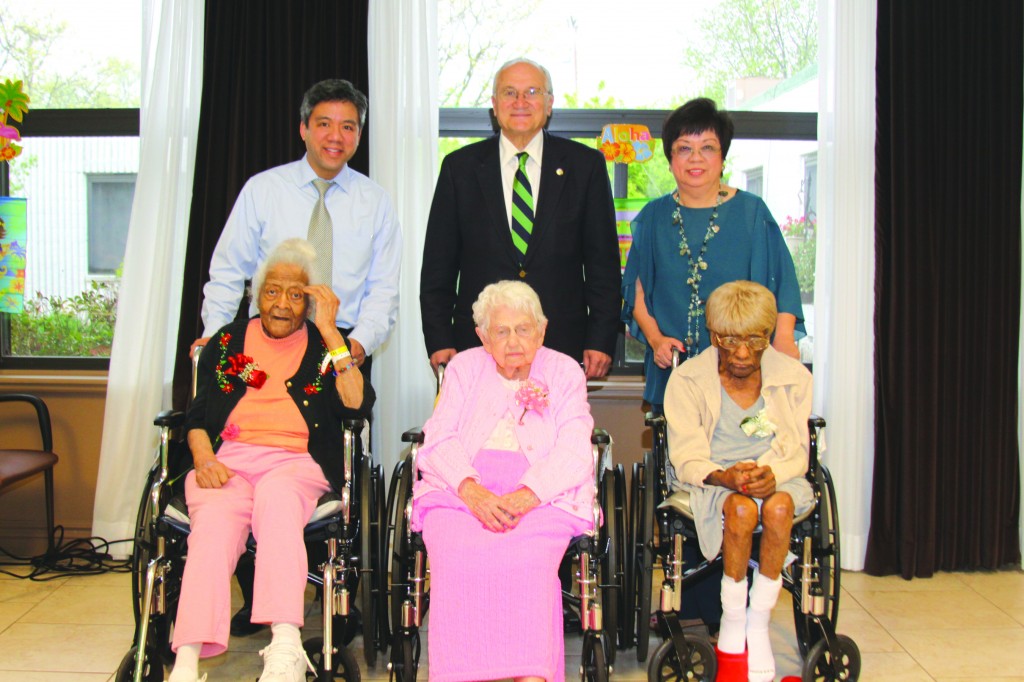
[251,238,316,302]
[492,58,554,97]
[705,280,777,338]
[472,280,547,332]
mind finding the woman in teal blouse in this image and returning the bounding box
[622,98,804,410]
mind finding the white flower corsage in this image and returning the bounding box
[739,409,776,439]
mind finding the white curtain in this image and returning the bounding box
[368,1,440,477]
[92,0,204,550]
[814,0,877,571]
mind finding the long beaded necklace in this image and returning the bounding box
[673,184,727,355]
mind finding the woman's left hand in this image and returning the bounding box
[497,487,541,527]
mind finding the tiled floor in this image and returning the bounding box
[1,565,1023,681]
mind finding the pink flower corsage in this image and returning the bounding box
[223,353,268,388]
[220,423,240,441]
[514,379,550,425]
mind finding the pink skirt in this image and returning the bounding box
[418,448,589,682]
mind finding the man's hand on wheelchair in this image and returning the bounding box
[194,457,235,489]
[190,336,211,358]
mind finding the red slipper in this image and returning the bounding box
[714,647,748,682]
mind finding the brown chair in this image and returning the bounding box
[0,394,59,555]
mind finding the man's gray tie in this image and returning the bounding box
[307,178,333,285]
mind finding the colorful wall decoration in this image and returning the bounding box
[0,197,27,313]
[598,123,656,165]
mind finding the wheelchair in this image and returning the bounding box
[116,351,389,682]
[627,411,860,682]
[383,365,627,681]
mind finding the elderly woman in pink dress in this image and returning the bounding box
[411,280,595,682]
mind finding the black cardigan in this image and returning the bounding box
[185,317,375,490]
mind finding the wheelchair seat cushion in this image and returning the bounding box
[162,491,343,528]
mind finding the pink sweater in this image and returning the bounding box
[412,346,596,524]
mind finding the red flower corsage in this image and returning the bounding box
[223,353,268,388]
[220,423,240,441]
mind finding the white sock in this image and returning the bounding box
[270,621,302,647]
[168,643,201,682]
[717,575,749,654]
[746,572,782,682]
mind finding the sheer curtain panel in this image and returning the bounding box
[92,0,204,551]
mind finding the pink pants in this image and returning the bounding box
[171,441,330,657]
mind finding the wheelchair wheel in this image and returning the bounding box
[387,455,414,635]
[130,463,161,627]
[802,634,860,682]
[114,645,163,682]
[646,635,716,682]
[598,465,620,662]
[792,465,842,657]
[632,452,656,662]
[358,455,379,665]
[373,463,391,646]
[304,636,361,682]
[581,633,609,682]
[389,630,420,682]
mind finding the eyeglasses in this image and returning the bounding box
[496,86,547,103]
[671,144,722,159]
[714,333,770,351]
[489,324,537,341]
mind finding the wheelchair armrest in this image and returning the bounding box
[644,411,666,427]
[402,428,425,445]
[342,418,365,432]
[154,410,186,429]
[591,428,610,446]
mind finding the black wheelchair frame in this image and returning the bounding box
[383,414,626,682]
[117,353,388,682]
[628,413,861,682]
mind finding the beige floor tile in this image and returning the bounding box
[831,606,904,653]
[0,601,34,632]
[0,622,134,673]
[857,651,935,681]
[20,583,134,625]
[851,589,1019,631]
[936,679,1024,682]
[841,570,970,594]
[0,576,67,604]
[958,569,1024,624]
[891,628,1024,679]
[0,673,113,681]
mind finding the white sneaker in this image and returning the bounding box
[257,640,314,682]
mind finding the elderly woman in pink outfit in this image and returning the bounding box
[411,280,596,682]
[167,239,373,682]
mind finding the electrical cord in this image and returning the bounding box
[0,525,132,580]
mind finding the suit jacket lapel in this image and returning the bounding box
[524,132,566,267]
[475,136,523,266]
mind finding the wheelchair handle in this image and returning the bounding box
[191,345,203,400]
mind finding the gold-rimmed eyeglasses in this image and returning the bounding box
[497,86,547,103]
[672,143,722,159]
[714,333,770,351]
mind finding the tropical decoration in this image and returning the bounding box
[0,198,27,313]
[598,123,656,164]
[0,79,29,163]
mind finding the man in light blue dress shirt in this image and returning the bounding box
[196,79,402,368]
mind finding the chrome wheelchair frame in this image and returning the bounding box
[383,378,625,682]
[628,411,860,681]
[116,352,388,682]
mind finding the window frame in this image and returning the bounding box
[439,107,818,373]
[0,108,140,370]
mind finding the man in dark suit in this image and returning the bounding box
[420,58,621,379]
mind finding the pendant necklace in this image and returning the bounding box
[673,183,727,356]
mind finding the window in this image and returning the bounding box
[438,0,820,371]
[0,0,141,368]
[87,173,136,275]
